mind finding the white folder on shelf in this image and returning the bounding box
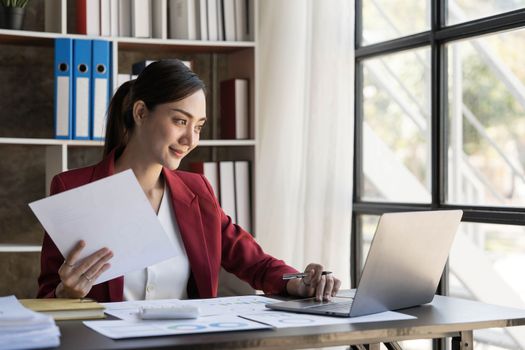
[119,0,132,37]
[72,39,92,140]
[196,0,208,40]
[207,0,218,41]
[152,0,167,39]
[219,161,237,223]
[189,161,220,197]
[77,0,100,35]
[246,0,254,40]
[100,0,111,36]
[234,0,247,41]
[132,0,152,38]
[168,0,197,40]
[110,0,119,37]
[234,161,251,231]
[204,162,219,196]
[54,38,73,139]
[91,40,112,140]
[222,0,235,41]
[216,0,224,41]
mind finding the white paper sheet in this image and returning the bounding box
[83,315,271,339]
[103,295,276,320]
[0,296,61,349]
[29,170,177,284]
[241,309,416,328]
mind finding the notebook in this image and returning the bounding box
[19,298,105,321]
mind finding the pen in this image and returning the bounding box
[282,271,332,280]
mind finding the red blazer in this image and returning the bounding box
[37,150,298,301]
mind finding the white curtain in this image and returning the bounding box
[256,0,355,289]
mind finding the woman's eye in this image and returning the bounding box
[174,119,187,125]
[195,124,205,133]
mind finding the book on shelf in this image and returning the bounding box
[152,0,168,39]
[220,78,250,139]
[55,0,253,41]
[217,0,225,41]
[132,0,152,38]
[168,0,198,40]
[234,0,248,41]
[189,161,220,196]
[19,298,105,321]
[223,0,236,41]
[196,0,208,40]
[110,0,120,37]
[207,0,219,41]
[234,161,251,232]
[76,0,100,35]
[119,0,132,37]
[190,161,251,230]
[100,0,111,36]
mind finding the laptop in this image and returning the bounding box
[267,210,463,317]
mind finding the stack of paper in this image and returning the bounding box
[0,295,60,349]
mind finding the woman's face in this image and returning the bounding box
[136,89,207,170]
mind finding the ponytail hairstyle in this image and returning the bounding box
[103,59,206,156]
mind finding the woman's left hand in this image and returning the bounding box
[286,263,341,301]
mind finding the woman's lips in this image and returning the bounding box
[170,147,185,158]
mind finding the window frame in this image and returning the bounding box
[353,2,525,348]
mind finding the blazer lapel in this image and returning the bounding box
[163,169,213,298]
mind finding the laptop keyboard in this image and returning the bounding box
[308,300,353,312]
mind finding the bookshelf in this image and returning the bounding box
[0,0,257,298]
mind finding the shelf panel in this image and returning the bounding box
[0,244,41,253]
[0,29,255,53]
[0,138,104,146]
[116,37,255,53]
[199,139,256,146]
[0,29,55,47]
[0,138,255,147]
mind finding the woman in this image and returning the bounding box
[38,60,341,302]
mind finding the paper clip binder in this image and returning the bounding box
[54,38,73,139]
[72,39,92,140]
[91,40,112,140]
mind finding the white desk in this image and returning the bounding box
[56,295,525,349]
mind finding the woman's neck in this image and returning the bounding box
[114,143,164,196]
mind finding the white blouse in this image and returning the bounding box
[123,184,191,300]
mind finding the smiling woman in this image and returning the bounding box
[37,59,341,303]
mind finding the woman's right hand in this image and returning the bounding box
[55,240,113,299]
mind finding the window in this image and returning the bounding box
[354,1,525,349]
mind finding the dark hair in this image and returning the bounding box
[104,59,206,156]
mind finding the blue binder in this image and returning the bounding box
[54,38,73,139]
[91,40,112,140]
[72,39,92,140]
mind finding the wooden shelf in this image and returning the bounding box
[116,37,254,53]
[0,244,40,253]
[0,137,255,147]
[0,138,104,147]
[0,29,255,53]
